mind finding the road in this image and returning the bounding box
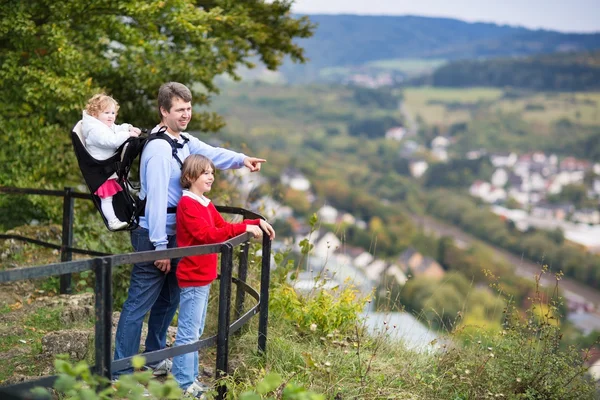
[408,213,600,308]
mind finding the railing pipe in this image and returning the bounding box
[93,257,113,381]
[235,240,250,321]
[258,235,272,354]
[60,187,74,294]
[216,243,234,400]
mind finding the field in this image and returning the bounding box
[403,86,600,129]
[403,86,504,126]
[493,92,600,126]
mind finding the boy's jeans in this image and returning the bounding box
[172,285,211,390]
[113,227,180,377]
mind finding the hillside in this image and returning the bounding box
[281,14,600,82]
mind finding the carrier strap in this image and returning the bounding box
[152,126,190,169]
[138,205,177,217]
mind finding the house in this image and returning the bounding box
[385,127,406,141]
[250,196,293,221]
[593,179,600,196]
[280,168,311,191]
[363,259,387,282]
[431,147,448,162]
[585,348,600,381]
[491,169,508,188]
[317,205,338,225]
[469,180,506,204]
[560,157,591,172]
[507,188,530,207]
[489,152,517,168]
[531,203,574,221]
[546,177,563,195]
[354,251,374,269]
[410,256,445,279]
[312,230,342,259]
[431,136,450,149]
[572,209,600,225]
[555,170,585,186]
[397,248,422,274]
[409,160,429,178]
[466,149,486,160]
[385,264,408,286]
[400,140,419,157]
[339,212,356,225]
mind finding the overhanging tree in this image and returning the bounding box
[0,0,314,189]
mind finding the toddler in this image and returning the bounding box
[82,93,141,230]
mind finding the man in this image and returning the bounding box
[113,82,265,380]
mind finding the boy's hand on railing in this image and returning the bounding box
[259,220,276,240]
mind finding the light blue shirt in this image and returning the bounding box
[139,129,246,250]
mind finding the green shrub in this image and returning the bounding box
[430,274,596,399]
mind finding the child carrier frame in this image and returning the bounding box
[71,122,186,231]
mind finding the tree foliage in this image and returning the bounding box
[0,0,314,188]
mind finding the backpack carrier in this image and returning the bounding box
[71,122,188,231]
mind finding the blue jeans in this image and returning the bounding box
[172,285,211,390]
[113,227,180,377]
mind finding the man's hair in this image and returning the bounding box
[180,154,215,189]
[85,93,119,117]
[157,82,193,120]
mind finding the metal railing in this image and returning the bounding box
[0,187,272,400]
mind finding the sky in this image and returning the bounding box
[292,0,600,34]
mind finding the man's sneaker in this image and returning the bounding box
[185,380,209,399]
[148,358,172,376]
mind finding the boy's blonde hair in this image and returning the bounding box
[85,93,120,117]
[180,154,216,189]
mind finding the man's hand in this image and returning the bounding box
[243,157,266,172]
[154,259,171,273]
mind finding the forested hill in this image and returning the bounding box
[282,14,600,80]
[418,50,600,91]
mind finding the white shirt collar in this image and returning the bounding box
[182,190,211,206]
[151,124,189,144]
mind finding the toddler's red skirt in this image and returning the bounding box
[95,179,123,198]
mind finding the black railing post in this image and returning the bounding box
[216,243,233,400]
[234,240,250,320]
[60,187,74,294]
[258,235,271,354]
[93,257,113,381]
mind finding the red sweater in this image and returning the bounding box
[175,193,259,287]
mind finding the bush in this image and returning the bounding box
[430,271,596,399]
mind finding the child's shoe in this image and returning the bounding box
[108,218,128,230]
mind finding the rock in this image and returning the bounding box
[38,292,94,308]
[60,305,94,325]
[41,329,92,361]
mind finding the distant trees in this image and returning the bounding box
[347,116,402,139]
[423,158,494,188]
[350,86,399,110]
[423,51,600,91]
